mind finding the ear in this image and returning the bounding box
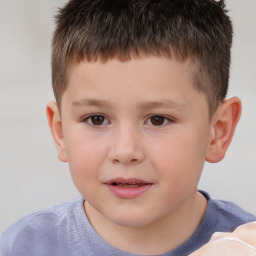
[206,97,242,163]
[46,102,68,162]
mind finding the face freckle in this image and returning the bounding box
[60,56,211,229]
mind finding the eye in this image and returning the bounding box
[146,115,171,126]
[84,115,109,126]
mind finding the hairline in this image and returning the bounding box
[55,53,216,120]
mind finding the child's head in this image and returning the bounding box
[52,0,233,117]
[47,1,241,251]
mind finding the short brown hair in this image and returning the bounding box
[52,0,233,117]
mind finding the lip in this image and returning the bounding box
[104,177,153,199]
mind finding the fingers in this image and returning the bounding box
[190,238,256,256]
[232,221,256,247]
[210,231,233,241]
[216,237,256,252]
[189,222,256,256]
[210,222,256,247]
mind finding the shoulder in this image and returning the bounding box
[206,193,256,231]
[214,199,256,222]
[2,197,83,233]
[0,197,84,256]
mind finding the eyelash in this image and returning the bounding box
[82,114,174,127]
[145,115,173,126]
[82,114,110,126]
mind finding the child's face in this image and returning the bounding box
[59,56,213,227]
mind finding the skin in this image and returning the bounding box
[190,222,256,256]
[47,56,241,255]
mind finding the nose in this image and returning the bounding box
[108,124,145,165]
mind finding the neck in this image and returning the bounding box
[84,191,207,255]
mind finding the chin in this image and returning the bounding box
[107,211,155,228]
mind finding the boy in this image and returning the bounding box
[1,0,256,255]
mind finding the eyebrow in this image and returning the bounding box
[72,99,112,108]
[72,98,187,111]
[137,100,187,111]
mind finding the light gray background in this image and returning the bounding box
[0,0,255,233]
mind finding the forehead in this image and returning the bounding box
[68,56,195,90]
[62,57,208,117]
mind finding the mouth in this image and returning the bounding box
[110,182,149,188]
[106,177,152,187]
[104,178,153,199]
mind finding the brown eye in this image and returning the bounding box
[149,116,167,126]
[86,115,108,126]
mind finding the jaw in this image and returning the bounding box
[84,190,207,255]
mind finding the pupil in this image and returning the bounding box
[92,116,104,125]
[151,116,164,126]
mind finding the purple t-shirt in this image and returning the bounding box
[1,191,256,256]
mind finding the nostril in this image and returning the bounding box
[108,147,144,165]
[112,159,120,164]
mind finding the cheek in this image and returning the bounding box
[151,133,206,188]
[66,134,107,184]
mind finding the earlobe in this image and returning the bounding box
[206,97,242,163]
[46,102,68,162]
